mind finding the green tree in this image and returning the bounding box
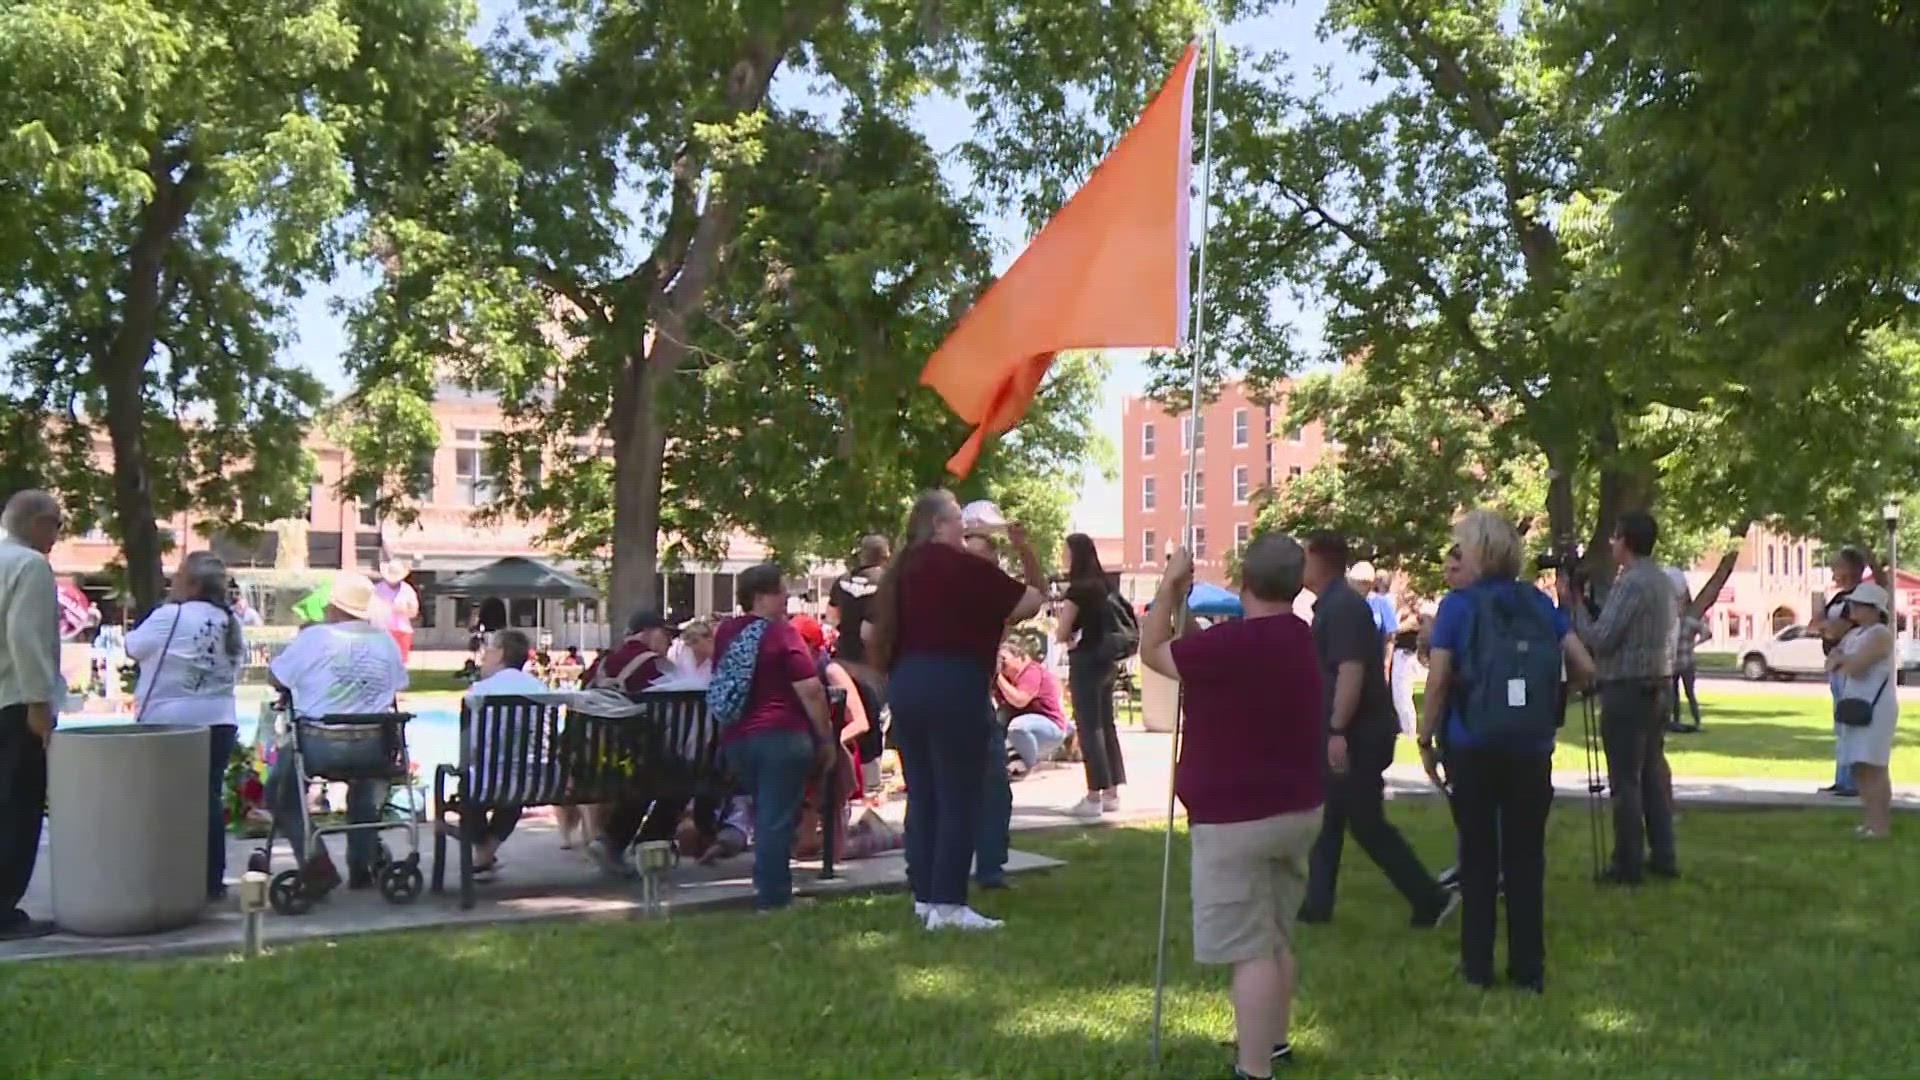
[339,0,1235,618]
[1181,1,1920,599]
[0,0,471,611]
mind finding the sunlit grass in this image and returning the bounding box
[6,806,1916,1079]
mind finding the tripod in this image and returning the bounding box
[1578,688,1611,882]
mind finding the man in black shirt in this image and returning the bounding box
[829,535,890,792]
[1298,532,1456,927]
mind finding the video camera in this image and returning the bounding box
[1537,546,1601,616]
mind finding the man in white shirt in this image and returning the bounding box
[0,490,64,940]
[267,572,410,889]
[459,629,547,870]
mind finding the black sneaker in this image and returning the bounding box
[1272,1042,1293,1064]
[1648,863,1680,881]
[1413,891,1461,929]
[1233,1070,1273,1080]
[1597,867,1642,888]
[1437,865,1460,890]
[1296,907,1332,925]
[0,912,55,941]
[1818,784,1860,797]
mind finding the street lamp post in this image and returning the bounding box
[1884,502,1901,679]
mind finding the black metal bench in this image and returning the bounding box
[432,690,842,908]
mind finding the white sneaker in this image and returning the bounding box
[1066,796,1104,820]
[913,900,931,922]
[927,905,1004,932]
[1101,791,1121,813]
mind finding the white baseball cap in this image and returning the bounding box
[1349,560,1378,582]
[1849,582,1891,613]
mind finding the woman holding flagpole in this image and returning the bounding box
[868,491,1046,931]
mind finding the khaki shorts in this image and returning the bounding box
[1190,807,1324,965]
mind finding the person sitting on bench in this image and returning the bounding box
[459,628,548,873]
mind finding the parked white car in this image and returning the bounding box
[1740,625,1920,681]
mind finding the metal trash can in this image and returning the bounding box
[48,723,210,936]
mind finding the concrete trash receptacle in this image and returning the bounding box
[48,723,210,936]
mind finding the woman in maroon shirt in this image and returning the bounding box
[713,563,836,911]
[869,490,1046,931]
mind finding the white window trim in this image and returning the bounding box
[1233,409,1248,448]
[1233,466,1250,505]
[1142,477,1157,511]
[1142,423,1156,459]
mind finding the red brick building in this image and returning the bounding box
[1119,379,1331,590]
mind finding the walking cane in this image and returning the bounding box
[1149,26,1218,1074]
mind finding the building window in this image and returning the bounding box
[1285,424,1303,445]
[1797,546,1806,578]
[1182,414,1205,452]
[1194,526,1208,560]
[1233,465,1250,504]
[1183,471,1205,507]
[1288,464,1303,480]
[1233,409,1249,447]
[1141,423,1156,458]
[453,428,494,505]
[1142,530,1157,566]
[1236,522,1251,550]
[1767,546,1777,577]
[1142,477,1157,511]
[357,498,378,529]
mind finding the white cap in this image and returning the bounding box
[960,500,1006,531]
[1849,582,1891,613]
[1349,560,1378,582]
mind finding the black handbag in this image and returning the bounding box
[1836,676,1888,728]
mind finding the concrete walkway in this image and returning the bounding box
[8,727,1905,965]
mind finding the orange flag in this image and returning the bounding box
[921,43,1199,477]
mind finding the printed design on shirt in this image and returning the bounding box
[178,608,238,693]
[839,575,879,599]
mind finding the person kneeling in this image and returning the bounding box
[994,639,1069,777]
[1139,540,1327,1080]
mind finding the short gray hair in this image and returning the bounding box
[0,490,59,536]
[1239,533,1305,602]
[181,551,229,599]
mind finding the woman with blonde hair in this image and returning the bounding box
[1827,583,1899,838]
[1418,511,1594,992]
[868,491,1046,931]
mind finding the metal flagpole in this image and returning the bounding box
[1149,23,1218,1073]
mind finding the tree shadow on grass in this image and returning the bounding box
[5,810,1919,1079]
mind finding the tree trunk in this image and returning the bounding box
[1543,448,1578,557]
[607,354,668,623]
[101,150,198,618]
[1687,547,1744,620]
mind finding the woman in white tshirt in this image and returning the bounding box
[126,551,245,901]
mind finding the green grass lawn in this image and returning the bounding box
[6,807,1914,1079]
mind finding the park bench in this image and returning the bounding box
[432,689,843,909]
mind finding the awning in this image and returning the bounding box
[426,556,601,601]
[408,555,504,573]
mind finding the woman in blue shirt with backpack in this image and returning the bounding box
[1417,511,1595,992]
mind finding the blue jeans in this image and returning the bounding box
[892,654,993,906]
[976,718,1012,885]
[267,758,384,875]
[1006,714,1067,770]
[724,729,814,910]
[206,725,239,896]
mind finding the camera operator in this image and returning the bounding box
[1560,511,1680,886]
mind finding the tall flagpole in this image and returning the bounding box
[1149,22,1218,1073]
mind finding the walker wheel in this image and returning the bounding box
[380,862,424,904]
[269,870,311,916]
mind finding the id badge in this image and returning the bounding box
[1507,678,1527,708]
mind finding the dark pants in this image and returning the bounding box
[975,714,1012,885]
[0,704,47,922]
[1671,669,1701,728]
[205,725,239,896]
[267,757,383,876]
[1068,653,1125,791]
[1303,731,1447,919]
[463,804,523,847]
[600,794,719,851]
[724,729,814,910]
[1600,683,1677,879]
[893,654,992,907]
[1451,746,1552,988]
[849,668,887,767]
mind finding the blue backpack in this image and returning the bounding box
[1456,583,1564,740]
[707,618,769,729]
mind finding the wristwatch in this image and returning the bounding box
[1416,736,1436,751]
